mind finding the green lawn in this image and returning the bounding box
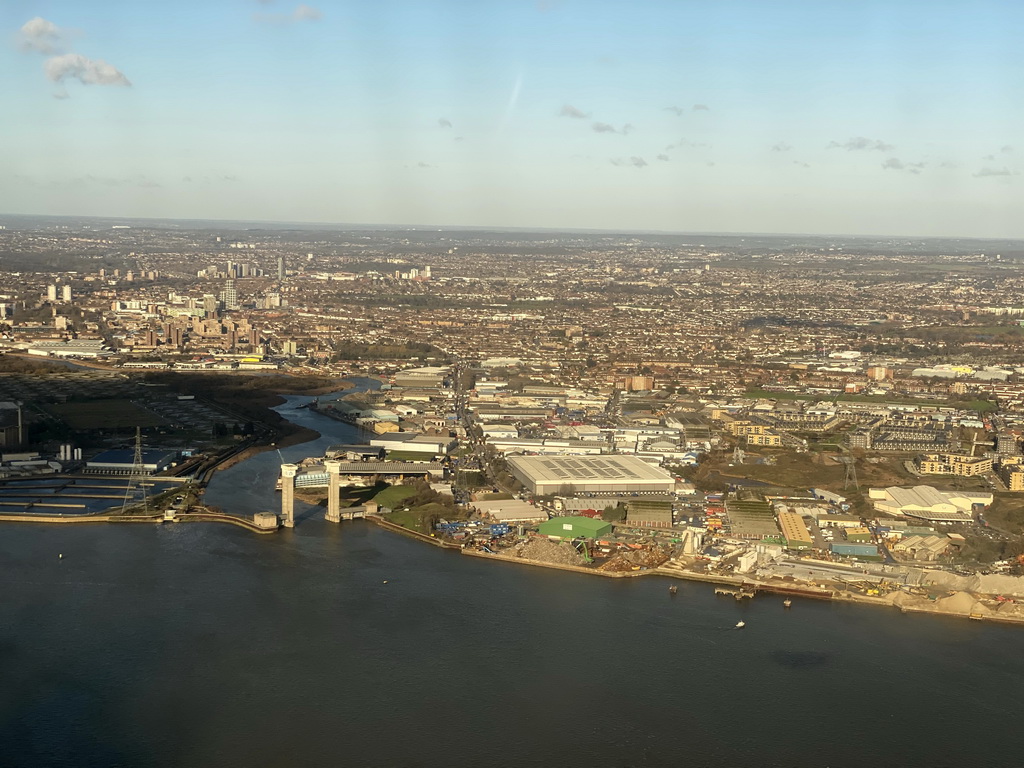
[372,484,418,509]
[385,507,426,532]
[339,485,382,505]
[384,501,451,534]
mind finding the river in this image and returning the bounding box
[3,380,1024,767]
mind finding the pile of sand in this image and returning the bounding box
[891,589,988,616]
[918,570,1024,599]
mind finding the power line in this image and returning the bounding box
[121,426,149,514]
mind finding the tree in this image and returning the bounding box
[602,503,627,522]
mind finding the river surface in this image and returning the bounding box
[3,380,1024,767]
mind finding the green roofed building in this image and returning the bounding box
[538,516,612,540]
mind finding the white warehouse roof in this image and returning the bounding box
[507,455,674,494]
[869,485,992,522]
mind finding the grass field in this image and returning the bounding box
[339,485,382,505]
[384,504,450,533]
[45,399,167,430]
[371,484,418,509]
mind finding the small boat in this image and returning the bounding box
[669,585,678,595]
[735,620,745,629]
[783,598,792,608]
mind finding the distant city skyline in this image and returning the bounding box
[3,1,1023,238]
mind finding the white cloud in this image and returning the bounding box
[882,157,926,174]
[254,4,323,24]
[560,104,589,119]
[18,17,71,55]
[18,16,129,96]
[592,122,633,135]
[974,167,1015,178]
[610,157,647,168]
[293,4,322,21]
[665,138,709,150]
[828,137,894,152]
[45,53,131,87]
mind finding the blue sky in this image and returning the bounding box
[2,0,1022,236]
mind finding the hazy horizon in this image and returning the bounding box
[7,211,1024,246]
[3,1,1022,238]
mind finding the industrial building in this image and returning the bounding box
[471,499,548,523]
[625,498,674,528]
[293,461,444,487]
[369,433,457,455]
[393,366,449,388]
[868,485,993,523]
[85,448,177,475]
[776,510,813,549]
[506,455,675,495]
[538,516,612,539]
[727,499,781,540]
[23,339,112,358]
[0,402,23,449]
[829,542,881,559]
[891,534,951,562]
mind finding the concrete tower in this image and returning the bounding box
[280,463,298,528]
[324,459,342,523]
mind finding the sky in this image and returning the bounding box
[2,0,1023,237]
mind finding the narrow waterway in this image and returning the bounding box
[203,377,380,518]
[3,379,1024,768]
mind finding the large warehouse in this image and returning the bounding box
[85,448,177,475]
[506,455,675,495]
[868,485,993,523]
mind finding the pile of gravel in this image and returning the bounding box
[515,537,585,566]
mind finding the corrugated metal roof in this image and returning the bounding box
[332,462,443,473]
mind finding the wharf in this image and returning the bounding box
[461,547,647,578]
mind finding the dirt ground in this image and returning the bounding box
[706,450,970,496]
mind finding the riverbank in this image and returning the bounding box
[462,547,648,578]
[0,509,276,534]
[212,424,321,474]
[369,517,1024,627]
[194,376,371,478]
